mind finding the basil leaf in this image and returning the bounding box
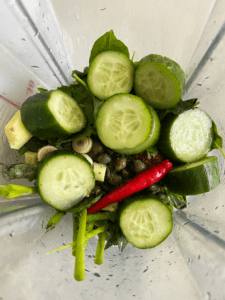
[211,121,225,158]
[157,98,199,120]
[164,193,187,210]
[89,30,129,63]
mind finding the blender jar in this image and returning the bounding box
[0,0,225,299]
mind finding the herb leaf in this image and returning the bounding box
[0,184,38,199]
[164,193,187,210]
[157,98,199,120]
[211,121,225,158]
[89,30,129,63]
[68,194,103,214]
[105,222,128,252]
[1,163,37,181]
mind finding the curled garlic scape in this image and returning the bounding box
[37,145,57,161]
[72,137,93,154]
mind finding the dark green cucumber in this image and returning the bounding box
[163,156,220,195]
[21,90,86,140]
[157,108,214,163]
[119,194,173,249]
[114,105,160,155]
[37,150,95,211]
[134,54,185,110]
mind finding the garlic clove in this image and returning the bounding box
[37,145,57,161]
[72,137,93,154]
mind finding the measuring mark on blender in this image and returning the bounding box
[0,95,20,109]
[26,80,34,96]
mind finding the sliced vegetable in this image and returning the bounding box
[72,137,93,154]
[37,145,57,161]
[96,94,152,150]
[37,150,95,211]
[87,160,172,214]
[5,110,33,149]
[21,90,87,140]
[163,156,220,195]
[157,108,214,163]
[134,54,185,110]
[119,194,173,249]
[87,51,134,100]
[92,162,107,182]
[114,105,160,155]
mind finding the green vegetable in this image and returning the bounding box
[87,50,134,100]
[134,54,185,110]
[211,121,225,158]
[37,150,95,211]
[21,90,87,140]
[45,211,66,232]
[104,222,128,252]
[89,30,129,63]
[0,184,38,199]
[96,94,152,150]
[119,194,173,249]
[157,108,214,163]
[0,162,37,181]
[163,156,220,195]
[94,232,107,265]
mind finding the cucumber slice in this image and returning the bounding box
[157,108,214,163]
[96,94,152,150]
[87,50,134,100]
[119,194,173,249]
[163,156,220,195]
[21,90,87,140]
[134,54,185,110]
[37,150,95,211]
[114,105,160,155]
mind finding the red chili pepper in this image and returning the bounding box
[87,159,172,214]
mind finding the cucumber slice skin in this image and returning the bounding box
[134,54,184,110]
[21,90,86,140]
[114,105,161,155]
[157,109,214,163]
[37,150,95,211]
[163,156,220,196]
[119,194,173,249]
[95,93,152,150]
[87,50,135,100]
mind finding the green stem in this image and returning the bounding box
[72,214,79,257]
[46,211,65,232]
[86,221,95,232]
[94,232,107,265]
[46,241,75,255]
[214,141,225,159]
[131,51,135,62]
[86,224,108,241]
[74,208,87,281]
[72,73,89,91]
[87,212,117,223]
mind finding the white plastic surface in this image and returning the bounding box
[1,0,225,299]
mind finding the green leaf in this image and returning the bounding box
[1,163,37,181]
[0,184,38,199]
[211,121,225,158]
[68,194,103,214]
[93,96,104,125]
[38,88,48,93]
[105,222,128,252]
[89,30,129,63]
[163,192,187,210]
[72,67,89,79]
[157,98,199,120]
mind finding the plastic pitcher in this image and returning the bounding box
[0,0,225,299]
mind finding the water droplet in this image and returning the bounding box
[34,31,39,38]
[182,221,189,226]
[77,38,80,45]
[198,255,201,260]
[9,231,14,237]
[76,13,80,20]
[205,292,211,300]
